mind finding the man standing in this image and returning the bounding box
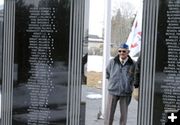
[104,43,135,125]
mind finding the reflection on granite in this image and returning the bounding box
[13,0,70,124]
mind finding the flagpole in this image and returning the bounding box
[101,0,111,118]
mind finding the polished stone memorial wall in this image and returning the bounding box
[138,0,180,125]
[154,0,180,124]
[14,0,70,124]
[0,7,3,89]
[1,0,85,125]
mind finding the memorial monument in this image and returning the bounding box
[1,0,86,125]
[1,0,180,125]
[138,0,180,125]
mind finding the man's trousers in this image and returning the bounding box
[104,94,131,125]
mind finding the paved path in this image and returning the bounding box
[82,85,138,125]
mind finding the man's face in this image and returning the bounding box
[118,49,129,60]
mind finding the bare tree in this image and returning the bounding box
[111,2,135,56]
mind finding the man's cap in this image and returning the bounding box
[119,42,129,50]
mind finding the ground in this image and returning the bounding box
[86,71,102,89]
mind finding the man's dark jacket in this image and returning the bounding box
[106,55,135,96]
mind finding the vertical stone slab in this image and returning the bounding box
[0,2,3,120]
[1,0,15,125]
[0,3,3,86]
[137,0,159,124]
[153,0,180,124]
[1,0,85,125]
[13,0,70,124]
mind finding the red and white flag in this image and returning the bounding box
[126,6,143,59]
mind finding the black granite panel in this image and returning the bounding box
[154,0,180,124]
[13,0,70,124]
[0,7,3,87]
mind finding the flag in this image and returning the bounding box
[126,6,143,59]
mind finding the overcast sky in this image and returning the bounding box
[89,0,143,37]
[0,0,3,5]
[0,0,3,10]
